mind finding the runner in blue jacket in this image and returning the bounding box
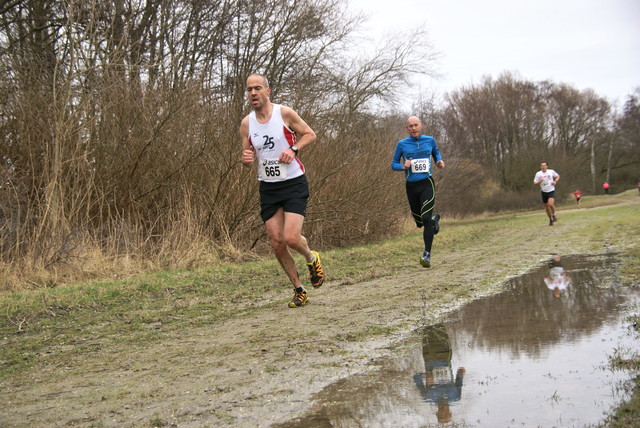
[391,116,445,267]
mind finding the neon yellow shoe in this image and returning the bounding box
[307,250,325,288]
[288,289,308,308]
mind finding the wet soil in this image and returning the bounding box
[273,254,640,427]
[1,199,639,427]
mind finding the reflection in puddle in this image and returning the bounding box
[414,322,465,424]
[274,254,640,428]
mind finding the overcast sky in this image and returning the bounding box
[348,0,640,110]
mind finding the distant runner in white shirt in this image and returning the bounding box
[533,161,560,226]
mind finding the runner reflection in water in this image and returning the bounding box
[544,256,572,298]
[413,323,465,424]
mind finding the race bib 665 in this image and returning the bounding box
[260,158,287,180]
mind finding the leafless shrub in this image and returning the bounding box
[0,0,440,288]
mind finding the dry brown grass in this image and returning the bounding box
[1,102,546,291]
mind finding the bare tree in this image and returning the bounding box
[440,74,613,194]
[611,89,640,187]
[0,0,442,286]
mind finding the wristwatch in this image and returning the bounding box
[290,145,299,155]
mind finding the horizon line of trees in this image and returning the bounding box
[417,74,639,197]
[1,0,638,288]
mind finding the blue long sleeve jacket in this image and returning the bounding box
[391,135,443,182]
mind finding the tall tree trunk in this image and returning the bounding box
[605,134,613,185]
[590,139,597,193]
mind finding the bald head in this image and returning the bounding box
[406,116,423,138]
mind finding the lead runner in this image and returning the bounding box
[391,116,445,268]
[240,73,324,308]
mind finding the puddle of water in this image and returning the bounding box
[273,254,640,428]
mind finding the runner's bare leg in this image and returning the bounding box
[264,209,312,287]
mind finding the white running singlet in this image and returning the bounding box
[534,169,558,193]
[248,104,305,182]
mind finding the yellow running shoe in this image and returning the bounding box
[307,250,325,288]
[288,289,308,308]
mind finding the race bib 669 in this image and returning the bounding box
[411,158,431,173]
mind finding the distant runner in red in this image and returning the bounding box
[573,189,582,206]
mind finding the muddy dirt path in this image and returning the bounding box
[2,199,639,427]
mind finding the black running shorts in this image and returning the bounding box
[541,190,555,204]
[259,174,309,222]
